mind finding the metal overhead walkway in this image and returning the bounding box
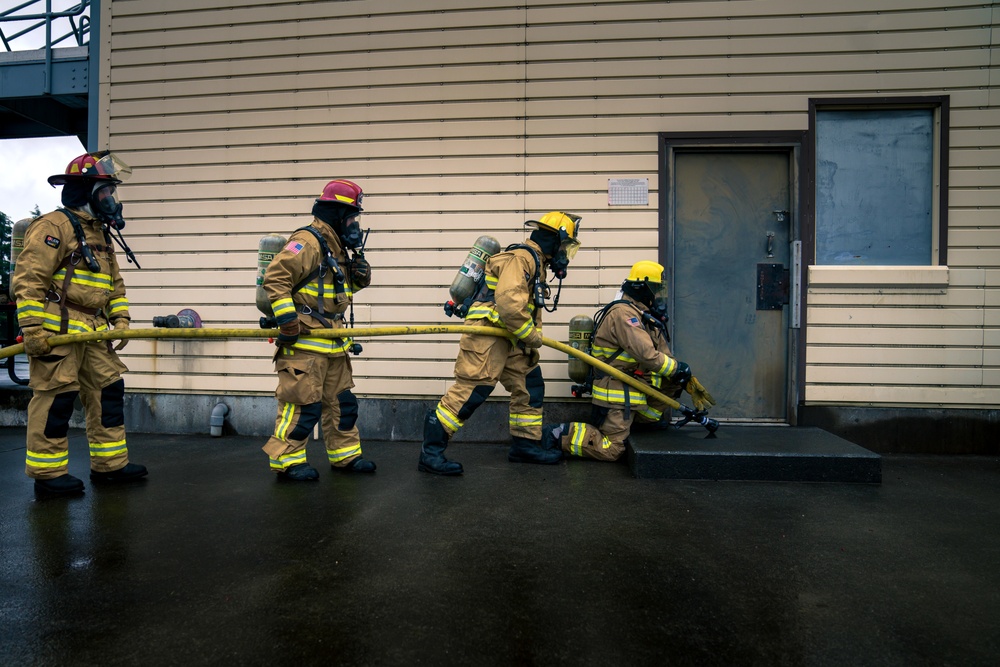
[0,1,93,145]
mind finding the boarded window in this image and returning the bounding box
[815,108,935,265]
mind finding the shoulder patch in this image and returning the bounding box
[626,316,641,327]
[284,241,303,255]
[44,235,61,249]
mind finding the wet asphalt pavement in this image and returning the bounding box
[1,426,998,666]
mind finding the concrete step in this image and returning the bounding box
[627,424,881,483]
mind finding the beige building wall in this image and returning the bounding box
[102,0,1000,409]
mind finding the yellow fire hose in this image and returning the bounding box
[0,325,683,410]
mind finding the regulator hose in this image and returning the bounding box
[0,325,683,410]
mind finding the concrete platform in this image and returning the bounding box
[629,425,882,483]
[2,427,998,666]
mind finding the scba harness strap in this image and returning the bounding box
[49,209,115,335]
[291,226,347,328]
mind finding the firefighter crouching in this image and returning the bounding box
[14,152,147,497]
[260,179,375,480]
[544,260,715,461]
[420,212,582,475]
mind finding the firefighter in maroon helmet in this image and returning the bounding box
[14,151,146,497]
[260,179,375,480]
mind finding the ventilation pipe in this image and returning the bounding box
[210,401,230,437]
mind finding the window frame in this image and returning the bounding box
[805,96,949,268]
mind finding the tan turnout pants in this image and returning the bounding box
[262,348,365,471]
[25,340,130,480]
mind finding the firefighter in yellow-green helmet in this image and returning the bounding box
[419,212,582,475]
[544,260,715,461]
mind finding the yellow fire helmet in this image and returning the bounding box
[526,211,582,258]
[626,260,664,284]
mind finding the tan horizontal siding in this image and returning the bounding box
[104,0,1000,408]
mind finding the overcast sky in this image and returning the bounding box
[1,1,91,221]
[1,136,87,221]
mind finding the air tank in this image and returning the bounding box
[255,234,288,315]
[445,235,500,317]
[567,314,594,384]
[7,217,33,298]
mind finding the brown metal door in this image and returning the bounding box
[671,151,792,421]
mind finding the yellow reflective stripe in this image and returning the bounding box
[512,320,536,340]
[299,282,354,299]
[592,346,637,364]
[291,335,353,355]
[485,275,498,289]
[16,300,46,322]
[509,413,542,427]
[466,305,502,324]
[272,297,296,319]
[569,422,586,456]
[26,450,70,468]
[636,406,663,421]
[656,356,675,376]
[36,312,110,334]
[327,443,361,463]
[592,385,647,406]
[600,435,612,450]
[108,297,128,316]
[269,449,308,470]
[53,267,113,290]
[436,404,462,433]
[90,440,127,457]
[274,402,296,440]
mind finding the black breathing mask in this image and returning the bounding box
[339,216,364,250]
[549,252,570,280]
[92,182,126,230]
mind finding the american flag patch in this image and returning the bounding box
[285,241,303,254]
[627,316,640,327]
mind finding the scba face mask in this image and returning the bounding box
[549,251,570,280]
[92,182,126,230]
[339,215,364,249]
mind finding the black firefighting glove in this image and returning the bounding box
[350,254,371,288]
[277,320,300,347]
[21,326,52,357]
[668,360,692,388]
[524,346,540,367]
[112,318,130,351]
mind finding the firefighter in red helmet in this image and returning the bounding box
[260,179,375,480]
[14,151,146,497]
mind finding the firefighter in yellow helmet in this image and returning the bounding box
[260,179,375,480]
[14,151,147,497]
[543,260,715,461]
[419,212,582,475]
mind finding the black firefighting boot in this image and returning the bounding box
[277,462,319,481]
[34,474,85,498]
[418,410,463,476]
[508,435,563,464]
[90,462,148,485]
[334,457,377,473]
[541,423,567,450]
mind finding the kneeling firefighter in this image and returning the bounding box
[260,179,375,480]
[544,260,715,461]
[420,211,582,475]
[14,151,147,497]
